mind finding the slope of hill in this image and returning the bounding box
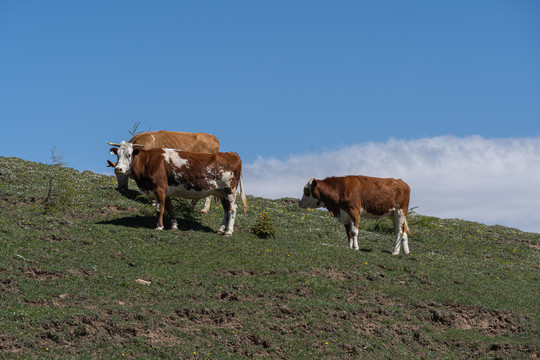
[0,156,538,359]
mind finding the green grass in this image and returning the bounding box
[0,156,538,359]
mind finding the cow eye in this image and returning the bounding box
[303,187,310,197]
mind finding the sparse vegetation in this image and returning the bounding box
[128,121,142,137]
[252,211,276,238]
[0,156,538,359]
[42,148,76,216]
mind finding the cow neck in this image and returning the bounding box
[314,181,341,217]
[130,149,149,182]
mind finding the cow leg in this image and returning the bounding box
[217,197,229,235]
[345,224,359,250]
[164,197,178,230]
[351,216,359,251]
[154,191,167,230]
[391,206,409,255]
[344,224,353,249]
[401,215,410,255]
[391,210,401,255]
[188,197,211,214]
[225,197,237,237]
[201,196,212,214]
[218,194,237,237]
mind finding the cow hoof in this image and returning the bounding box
[224,232,233,238]
[156,226,164,231]
[217,227,226,235]
[392,251,399,255]
[201,210,209,215]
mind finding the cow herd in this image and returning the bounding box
[107,130,411,255]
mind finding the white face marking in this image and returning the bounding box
[298,178,320,208]
[162,149,189,169]
[114,141,134,175]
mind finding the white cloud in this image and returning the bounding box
[243,135,540,233]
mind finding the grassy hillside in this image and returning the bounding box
[0,156,538,359]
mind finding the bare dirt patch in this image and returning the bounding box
[310,267,353,281]
[0,277,20,294]
[524,241,540,250]
[98,205,141,216]
[419,302,529,336]
[23,267,64,280]
[175,307,240,331]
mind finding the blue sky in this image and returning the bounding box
[1,1,539,232]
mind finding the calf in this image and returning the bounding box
[108,141,247,236]
[299,175,411,255]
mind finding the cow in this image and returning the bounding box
[299,175,411,255]
[107,130,220,214]
[107,141,247,236]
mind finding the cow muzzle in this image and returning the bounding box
[114,167,130,176]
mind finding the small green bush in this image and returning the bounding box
[252,211,276,238]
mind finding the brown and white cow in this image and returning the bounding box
[299,175,411,255]
[107,141,247,236]
[107,130,220,213]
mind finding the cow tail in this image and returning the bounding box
[239,176,247,215]
[402,216,412,236]
[396,203,412,236]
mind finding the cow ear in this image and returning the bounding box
[110,147,118,155]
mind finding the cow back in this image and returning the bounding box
[129,130,220,153]
[353,176,410,216]
[317,176,410,216]
[131,149,242,193]
[167,151,242,190]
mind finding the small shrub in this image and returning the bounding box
[252,211,276,238]
[43,148,75,215]
[171,197,202,223]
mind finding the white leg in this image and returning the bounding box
[402,232,410,255]
[171,219,178,230]
[224,202,237,237]
[351,224,359,251]
[201,196,212,214]
[392,208,407,255]
[392,234,402,255]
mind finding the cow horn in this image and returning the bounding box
[132,144,145,148]
[107,160,117,168]
[107,141,121,147]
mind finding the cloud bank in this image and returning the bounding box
[243,136,540,233]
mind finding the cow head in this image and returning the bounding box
[299,178,321,208]
[106,141,143,176]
